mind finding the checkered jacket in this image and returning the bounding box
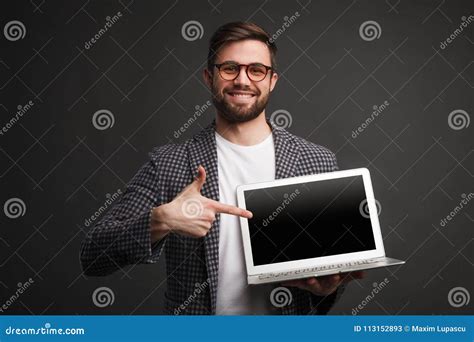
[80,118,346,315]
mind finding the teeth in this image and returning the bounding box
[230,93,253,97]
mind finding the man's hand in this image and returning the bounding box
[282,271,366,296]
[150,165,253,242]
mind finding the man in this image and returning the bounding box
[80,22,364,315]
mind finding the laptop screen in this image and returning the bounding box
[243,175,377,266]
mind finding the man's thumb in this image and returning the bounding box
[192,165,206,191]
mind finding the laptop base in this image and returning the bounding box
[248,257,405,285]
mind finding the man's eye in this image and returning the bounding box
[222,65,239,73]
[249,66,265,75]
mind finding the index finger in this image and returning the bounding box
[209,200,253,218]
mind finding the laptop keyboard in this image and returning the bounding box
[257,259,379,280]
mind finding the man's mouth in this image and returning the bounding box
[226,91,257,101]
[226,91,256,103]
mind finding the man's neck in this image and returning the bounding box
[215,112,272,146]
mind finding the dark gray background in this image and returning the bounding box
[0,0,472,315]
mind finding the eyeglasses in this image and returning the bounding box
[213,62,273,82]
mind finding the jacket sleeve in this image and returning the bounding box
[309,284,346,314]
[79,148,167,276]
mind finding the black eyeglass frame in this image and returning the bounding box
[213,62,274,82]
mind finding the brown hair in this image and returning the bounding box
[207,22,277,72]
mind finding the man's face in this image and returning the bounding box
[204,39,278,123]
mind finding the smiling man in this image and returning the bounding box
[80,22,363,315]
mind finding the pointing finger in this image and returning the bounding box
[209,200,253,218]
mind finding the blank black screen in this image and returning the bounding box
[244,175,377,266]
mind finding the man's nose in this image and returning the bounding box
[233,66,251,86]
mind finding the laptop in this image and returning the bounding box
[236,168,405,285]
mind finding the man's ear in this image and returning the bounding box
[203,68,213,89]
[269,71,278,92]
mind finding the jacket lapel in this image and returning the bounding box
[270,119,300,180]
[187,120,221,313]
[187,118,300,314]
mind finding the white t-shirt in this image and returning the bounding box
[215,130,278,315]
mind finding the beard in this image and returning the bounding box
[211,82,270,123]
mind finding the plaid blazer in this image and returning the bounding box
[80,118,346,315]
